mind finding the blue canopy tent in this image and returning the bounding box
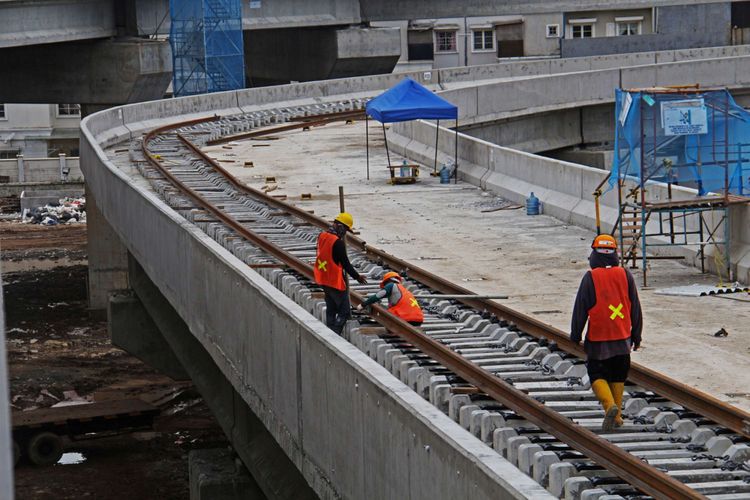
[365,78,459,182]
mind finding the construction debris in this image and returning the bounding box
[714,328,729,337]
[655,283,750,297]
[21,196,86,225]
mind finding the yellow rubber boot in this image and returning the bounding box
[609,382,625,428]
[591,379,618,432]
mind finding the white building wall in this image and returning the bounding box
[0,104,80,158]
[524,13,564,56]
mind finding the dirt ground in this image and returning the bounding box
[0,221,87,272]
[2,217,228,499]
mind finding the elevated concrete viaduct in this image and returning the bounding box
[80,45,750,498]
[0,0,171,105]
[1,0,742,102]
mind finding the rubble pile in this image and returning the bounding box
[22,197,86,225]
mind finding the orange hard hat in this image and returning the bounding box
[380,271,401,288]
[592,234,617,250]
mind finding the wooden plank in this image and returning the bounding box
[12,399,157,429]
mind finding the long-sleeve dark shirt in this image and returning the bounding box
[571,251,643,360]
[331,235,361,282]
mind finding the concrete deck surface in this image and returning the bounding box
[204,119,750,412]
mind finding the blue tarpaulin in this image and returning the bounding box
[366,78,458,123]
[612,88,750,196]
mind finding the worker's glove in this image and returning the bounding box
[355,304,364,311]
[357,275,368,284]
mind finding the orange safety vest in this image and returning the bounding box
[389,283,424,323]
[314,232,346,291]
[587,266,632,342]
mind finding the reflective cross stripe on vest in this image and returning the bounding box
[609,303,624,320]
[317,259,327,271]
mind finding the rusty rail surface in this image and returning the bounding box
[138,115,750,499]
[176,118,750,441]
[206,110,365,146]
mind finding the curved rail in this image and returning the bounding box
[174,116,749,442]
[134,117,737,499]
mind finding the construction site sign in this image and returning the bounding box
[661,99,707,136]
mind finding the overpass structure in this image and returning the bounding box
[80,46,750,499]
[1,0,745,104]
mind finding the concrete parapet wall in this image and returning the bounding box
[436,44,750,87]
[391,123,749,282]
[80,115,551,500]
[392,54,750,283]
[85,44,750,148]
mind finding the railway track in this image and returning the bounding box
[126,103,750,499]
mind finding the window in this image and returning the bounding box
[617,21,641,36]
[0,105,5,120]
[733,1,750,28]
[57,104,81,117]
[472,29,494,51]
[571,24,594,38]
[0,150,20,159]
[568,18,596,38]
[614,16,644,36]
[435,30,457,53]
[407,29,434,61]
[546,24,559,38]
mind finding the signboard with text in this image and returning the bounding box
[661,99,707,136]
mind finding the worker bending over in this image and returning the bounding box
[314,212,367,334]
[571,234,642,431]
[356,272,424,326]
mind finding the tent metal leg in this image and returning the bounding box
[454,120,458,184]
[434,119,440,174]
[382,123,391,168]
[366,115,370,180]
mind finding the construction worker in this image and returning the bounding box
[571,234,642,432]
[356,271,424,326]
[314,212,368,334]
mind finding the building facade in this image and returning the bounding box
[372,1,750,70]
[0,104,80,159]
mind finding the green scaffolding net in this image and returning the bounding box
[612,88,750,196]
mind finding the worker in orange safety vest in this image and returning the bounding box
[314,212,367,334]
[356,271,424,326]
[571,234,642,431]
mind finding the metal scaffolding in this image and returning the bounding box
[612,86,750,286]
[169,0,245,97]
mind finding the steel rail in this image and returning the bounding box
[173,123,750,440]
[206,110,365,146]
[140,124,708,499]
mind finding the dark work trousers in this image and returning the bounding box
[586,354,631,383]
[323,285,350,334]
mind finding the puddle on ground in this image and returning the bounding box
[56,452,86,465]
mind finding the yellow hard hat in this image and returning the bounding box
[334,212,354,230]
[380,271,401,288]
[592,234,617,250]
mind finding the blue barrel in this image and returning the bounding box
[526,192,540,215]
[440,166,451,184]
